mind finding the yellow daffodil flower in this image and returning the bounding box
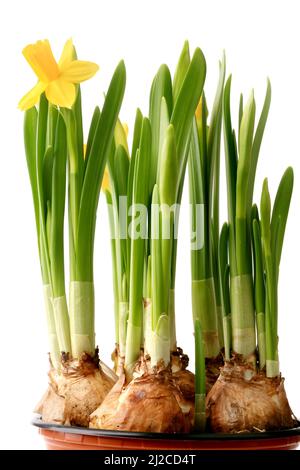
[101,122,128,193]
[83,144,87,160]
[195,96,208,123]
[114,119,129,154]
[19,39,99,111]
[195,97,203,121]
[101,167,111,192]
[122,122,129,138]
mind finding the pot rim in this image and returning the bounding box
[32,415,300,441]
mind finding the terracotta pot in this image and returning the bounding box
[32,416,300,450]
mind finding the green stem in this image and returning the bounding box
[125,118,151,375]
[43,284,60,370]
[265,287,279,377]
[194,319,206,432]
[252,218,266,369]
[69,281,95,357]
[144,257,152,357]
[119,301,129,358]
[257,312,266,369]
[61,109,82,280]
[168,289,177,352]
[216,305,224,350]
[144,299,152,357]
[151,314,170,368]
[161,205,174,315]
[192,279,220,358]
[230,274,256,357]
[223,314,232,361]
[52,295,71,354]
[106,190,120,344]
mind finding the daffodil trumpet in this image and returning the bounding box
[188,54,226,394]
[22,39,126,426]
[91,42,206,433]
[206,78,297,433]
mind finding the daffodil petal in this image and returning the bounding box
[23,39,59,82]
[60,60,99,83]
[58,38,74,69]
[45,78,76,108]
[101,167,110,192]
[123,122,129,137]
[195,97,202,120]
[115,119,129,154]
[18,81,46,110]
[83,144,87,159]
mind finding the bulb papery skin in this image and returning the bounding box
[206,358,297,433]
[90,360,192,433]
[205,354,223,393]
[171,349,195,427]
[35,350,117,427]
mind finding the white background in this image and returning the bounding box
[0,0,299,450]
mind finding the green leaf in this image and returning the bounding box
[235,91,256,275]
[149,64,173,187]
[85,106,101,171]
[167,48,206,294]
[114,144,129,199]
[197,93,208,189]
[114,144,130,277]
[50,115,67,297]
[72,86,84,183]
[43,146,54,208]
[126,108,143,286]
[218,223,230,317]
[132,117,152,207]
[131,108,143,161]
[271,167,293,276]
[238,93,243,143]
[223,76,237,229]
[128,117,152,325]
[252,218,265,315]
[189,119,204,205]
[37,94,48,217]
[208,54,226,304]
[46,105,58,149]
[24,107,39,235]
[36,94,51,283]
[236,90,256,219]
[260,178,277,360]
[126,118,152,367]
[173,40,190,102]
[223,77,238,276]
[76,60,126,280]
[156,97,170,184]
[151,184,164,328]
[207,53,226,180]
[247,79,271,217]
[171,47,206,180]
[218,222,231,359]
[189,118,209,280]
[250,203,259,247]
[260,178,271,255]
[158,124,178,206]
